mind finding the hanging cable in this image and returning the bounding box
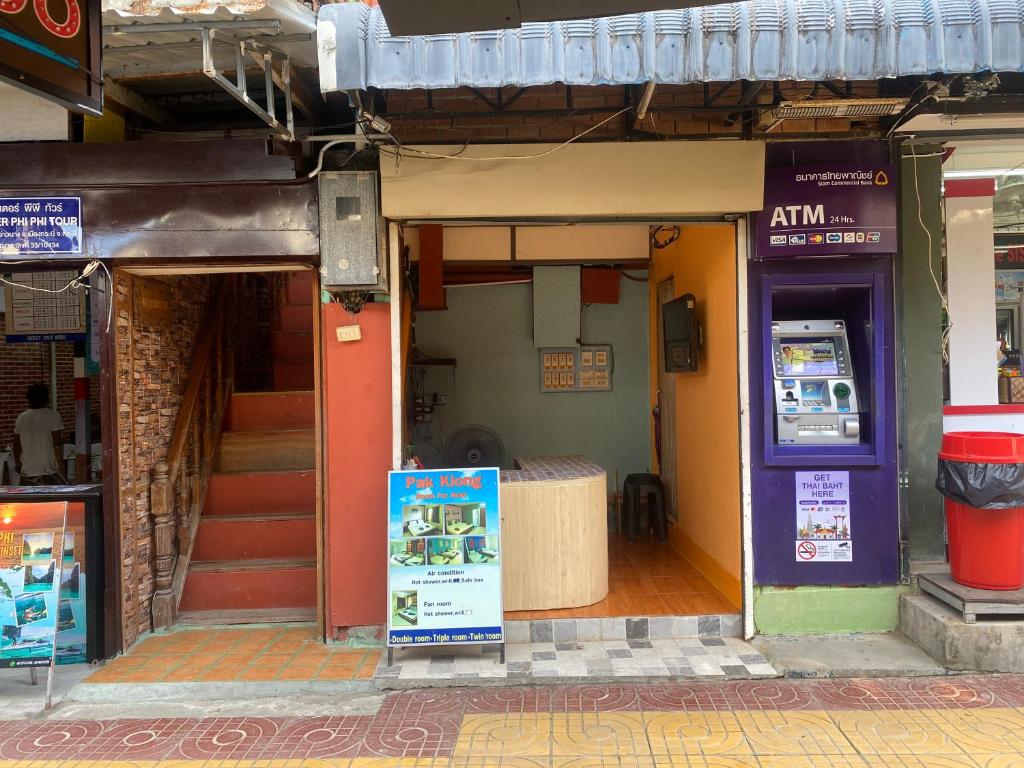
[908,139,952,364]
[0,259,113,332]
[377,108,632,163]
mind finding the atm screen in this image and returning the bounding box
[780,339,839,376]
[800,381,826,402]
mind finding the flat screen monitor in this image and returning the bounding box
[662,294,698,373]
[780,338,839,376]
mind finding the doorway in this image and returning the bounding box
[400,221,744,621]
[113,266,323,647]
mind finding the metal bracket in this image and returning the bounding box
[201,27,294,139]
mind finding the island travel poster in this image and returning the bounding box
[0,501,68,668]
[387,468,503,647]
[56,502,87,665]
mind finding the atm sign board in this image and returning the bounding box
[757,165,897,259]
[0,0,102,115]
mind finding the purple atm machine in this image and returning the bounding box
[750,151,900,586]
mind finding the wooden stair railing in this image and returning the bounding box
[150,278,235,630]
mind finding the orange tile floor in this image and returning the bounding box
[84,626,380,684]
[506,533,739,620]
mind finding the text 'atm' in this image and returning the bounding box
[771,320,861,445]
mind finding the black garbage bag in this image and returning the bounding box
[936,458,1024,509]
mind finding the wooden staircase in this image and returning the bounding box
[158,272,319,628]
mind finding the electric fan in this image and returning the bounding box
[442,424,506,468]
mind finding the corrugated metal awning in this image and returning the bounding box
[104,0,318,79]
[318,0,1024,92]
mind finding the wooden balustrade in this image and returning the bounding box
[150,278,236,631]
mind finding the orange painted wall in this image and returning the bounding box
[648,224,742,606]
[323,302,391,630]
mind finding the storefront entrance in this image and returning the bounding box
[399,222,744,626]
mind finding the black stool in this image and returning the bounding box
[623,473,667,543]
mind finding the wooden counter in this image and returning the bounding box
[500,456,609,611]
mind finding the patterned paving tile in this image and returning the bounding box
[10,678,1024,765]
[379,638,776,684]
[85,626,381,685]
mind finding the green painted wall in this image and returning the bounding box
[899,147,946,560]
[415,279,651,488]
[753,585,912,635]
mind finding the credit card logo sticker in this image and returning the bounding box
[827,233,843,243]
[789,234,806,245]
[867,231,880,243]
[770,235,787,246]
[809,233,824,244]
[843,232,856,243]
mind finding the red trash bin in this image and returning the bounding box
[939,431,1024,590]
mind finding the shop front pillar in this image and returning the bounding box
[323,302,391,633]
[899,147,946,560]
[945,179,997,406]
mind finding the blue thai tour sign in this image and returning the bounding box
[0,198,82,256]
[757,166,897,258]
[387,468,503,647]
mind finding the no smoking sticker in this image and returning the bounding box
[797,541,817,560]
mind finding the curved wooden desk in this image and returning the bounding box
[500,456,609,611]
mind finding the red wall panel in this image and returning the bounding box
[322,302,391,630]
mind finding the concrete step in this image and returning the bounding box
[225,391,315,432]
[179,558,316,612]
[751,631,947,679]
[273,362,314,391]
[214,429,315,473]
[901,592,1024,673]
[206,470,315,517]
[276,303,314,333]
[191,513,316,562]
[176,607,317,627]
[272,331,314,364]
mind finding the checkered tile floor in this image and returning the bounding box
[377,637,777,684]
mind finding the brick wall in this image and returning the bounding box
[383,82,883,143]
[114,271,212,649]
[0,326,76,454]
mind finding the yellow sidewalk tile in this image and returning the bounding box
[942,710,1024,755]
[860,757,980,767]
[831,710,966,756]
[737,711,856,756]
[758,757,870,768]
[643,712,751,757]
[454,713,555,757]
[550,713,649,757]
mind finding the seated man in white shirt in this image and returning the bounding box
[13,384,65,487]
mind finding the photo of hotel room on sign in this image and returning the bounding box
[392,590,418,626]
[402,505,442,537]
[428,537,464,566]
[390,538,426,567]
[443,503,486,536]
[464,535,499,564]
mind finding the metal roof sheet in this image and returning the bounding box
[317,0,1024,91]
[103,0,318,79]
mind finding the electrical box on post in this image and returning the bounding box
[318,171,387,292]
